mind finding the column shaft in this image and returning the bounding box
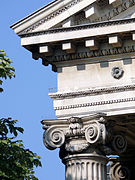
[64,154,107,180]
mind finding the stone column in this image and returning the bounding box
[109,152,135,180]
[107,114,135,180]
[63,153,107,180]
[42,114,109,180]
[42,113,131,180]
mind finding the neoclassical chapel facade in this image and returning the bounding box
[11,0,135,179]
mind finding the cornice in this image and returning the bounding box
[20,18,135,37]
[49,84,135,100]
[10,0,60,29]
[19,0,82,35]
[19,0,135,36]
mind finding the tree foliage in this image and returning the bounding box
[0,50,15,92]
[0,118,42,180]
[0,51,42,179]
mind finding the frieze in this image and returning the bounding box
[54,97,135,110]
[75,0,135,25]
[49,84,135,99]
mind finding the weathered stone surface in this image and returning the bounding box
[42,113,135,179]
[11,0,135,179]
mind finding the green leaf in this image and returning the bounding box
[0,52,6,57]
[0,50,15,90]
[0,88,3,92]
[16,127,24,134]
[0,50,41,179]
[0,66,5,70]
[0,140,8,144]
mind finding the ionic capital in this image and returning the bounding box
[41,113,108,152]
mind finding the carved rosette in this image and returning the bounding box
[111,66,124,79]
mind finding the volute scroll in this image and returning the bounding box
[43,126,65,150]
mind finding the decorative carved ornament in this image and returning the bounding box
[52,44,135,62]
[42,114,107,152]
[111,67,124,79]
[49,84,135,99]
[76,0,135,25]
[43,127,65,150]
[42,114,128,155]
[54,97,135,110]
[85,119,106,145]
[109,157,130,180]
[112,135,127,154]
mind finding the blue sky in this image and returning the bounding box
[0,0,64,179]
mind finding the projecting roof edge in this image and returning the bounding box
[10,0,60,29]
[10,0,96,35]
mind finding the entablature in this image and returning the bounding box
[17,18,135,70]
[11,0,135,71]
